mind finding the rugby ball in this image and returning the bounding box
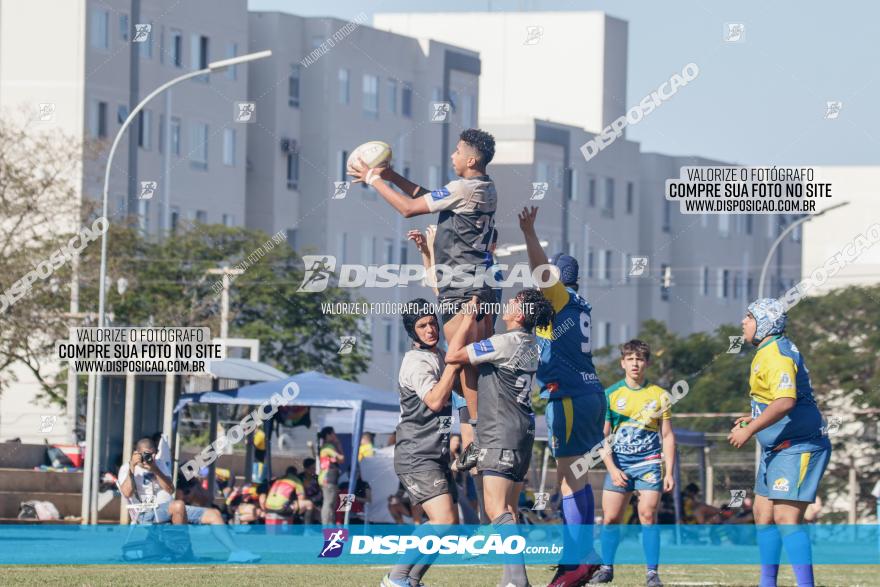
[347,140,392,172]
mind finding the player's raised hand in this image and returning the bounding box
[425,224,437,250]
[462,295,480,319]
[518,206,539,234]
[407,229,428,253]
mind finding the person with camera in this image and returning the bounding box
[118,437,260,563]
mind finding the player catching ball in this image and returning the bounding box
[728,298,831,587]
[350,129,498,468]
[446,290,555,587]
[382,299,461,587]
[518,206,606,586]
[594,340,675,587]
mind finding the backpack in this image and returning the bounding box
[264,477,300,514]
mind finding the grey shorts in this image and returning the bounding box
[398,469,459,506]
[476,448,532,483]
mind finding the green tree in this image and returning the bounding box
[76,223,371,381]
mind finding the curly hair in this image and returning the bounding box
[620,339,651,361]
[459,128,495,165]
[514,288,555,331]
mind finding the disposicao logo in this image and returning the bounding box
[319,528,349,558]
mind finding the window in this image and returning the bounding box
[598,249,612,280]
[747,274,754,299]
[117,104,129,124]
[222,214,234,227]
[191,34,208,70]
[767,216,778,238]
[138,199,150,233]
[587,249,595,278]
[195,210,207,223]
[621,253,630,283]
[90,9,109,49]
[226,43,238,80]
[387,79,398,113]
[401,83,413,117]
[286,229,297,250]
[286,151,299,190]
[428,166,440,190]
[745,214,753,235]
[384,238,394,264]
[733,272,742,299]
[626,182,634,214]
[337,150,349,181]
[170,30,183,67]
[337,232,348,264]
[662,201,672,232]
[597,322,611,348]
[190,122,208,169]
[717,269,729,299]
[569,169,578,201]
[223,128,235,166]
[462,94,477,128]
[338,69,350,105]
[400,240,408,265]
[361,236,375,264]
[170,117,181,156]
[138,110,152,149]
[660,263,670,301]
[362,74,379,118]
[288,65,301,107]
[139,22,153,59]
[384,319,393,353]
[89,100,108,138]
[119,14,129,42]
[701,266,709,296]
[620,324,630,344]
[603,178,614,217]
[719,214,730,237]
[587,177,596,207]
[170,207,180,234]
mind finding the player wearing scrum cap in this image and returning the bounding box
[381,299,461,587]
[728,298,831,587]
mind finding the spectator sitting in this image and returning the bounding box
[176,474,214,508]
[681,483,721,523]
[226,480,266,525]
[263,466,308,528]
[118,437,260,562]
[300,458,321,524]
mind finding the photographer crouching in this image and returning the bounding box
[118,436,260,563]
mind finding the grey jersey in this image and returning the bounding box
[395,347,453,473]
[466,329,538,450]
[423,176,497,297]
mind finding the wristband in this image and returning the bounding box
[365,168,382,185]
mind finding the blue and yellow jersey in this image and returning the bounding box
[605,379,671,463]
[750,335,826,452]
[536,281,604,399]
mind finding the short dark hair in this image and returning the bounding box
[284,466,298,478]
[318,426,335,441]
[459,128,495,165]
[303,457,316,469]
[620,339,651,361]
[514,288,555,331]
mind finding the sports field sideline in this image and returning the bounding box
[0,565,876,586]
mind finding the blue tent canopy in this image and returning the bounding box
[173,370,399,523]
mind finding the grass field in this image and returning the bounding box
[0,565,877,586]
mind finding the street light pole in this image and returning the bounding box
[80,50,272,524]
[757,202,850,298]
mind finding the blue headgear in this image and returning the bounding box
[550,253,579,287]
[747,298,787,344]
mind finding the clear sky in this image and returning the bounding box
[249,0,879,166]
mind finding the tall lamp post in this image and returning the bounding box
[757,202,850,298]
[80,50,272,524]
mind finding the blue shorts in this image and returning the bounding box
[755,443,830,502]
[451,392,467,412]
[603,459,663,493]
[545,393,606,458]
[138,500,207,524]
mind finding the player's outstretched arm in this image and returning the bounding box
[661,418,676,492]
[349,161,430,218]
[384,167,430,198]
[518,206,551,276]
